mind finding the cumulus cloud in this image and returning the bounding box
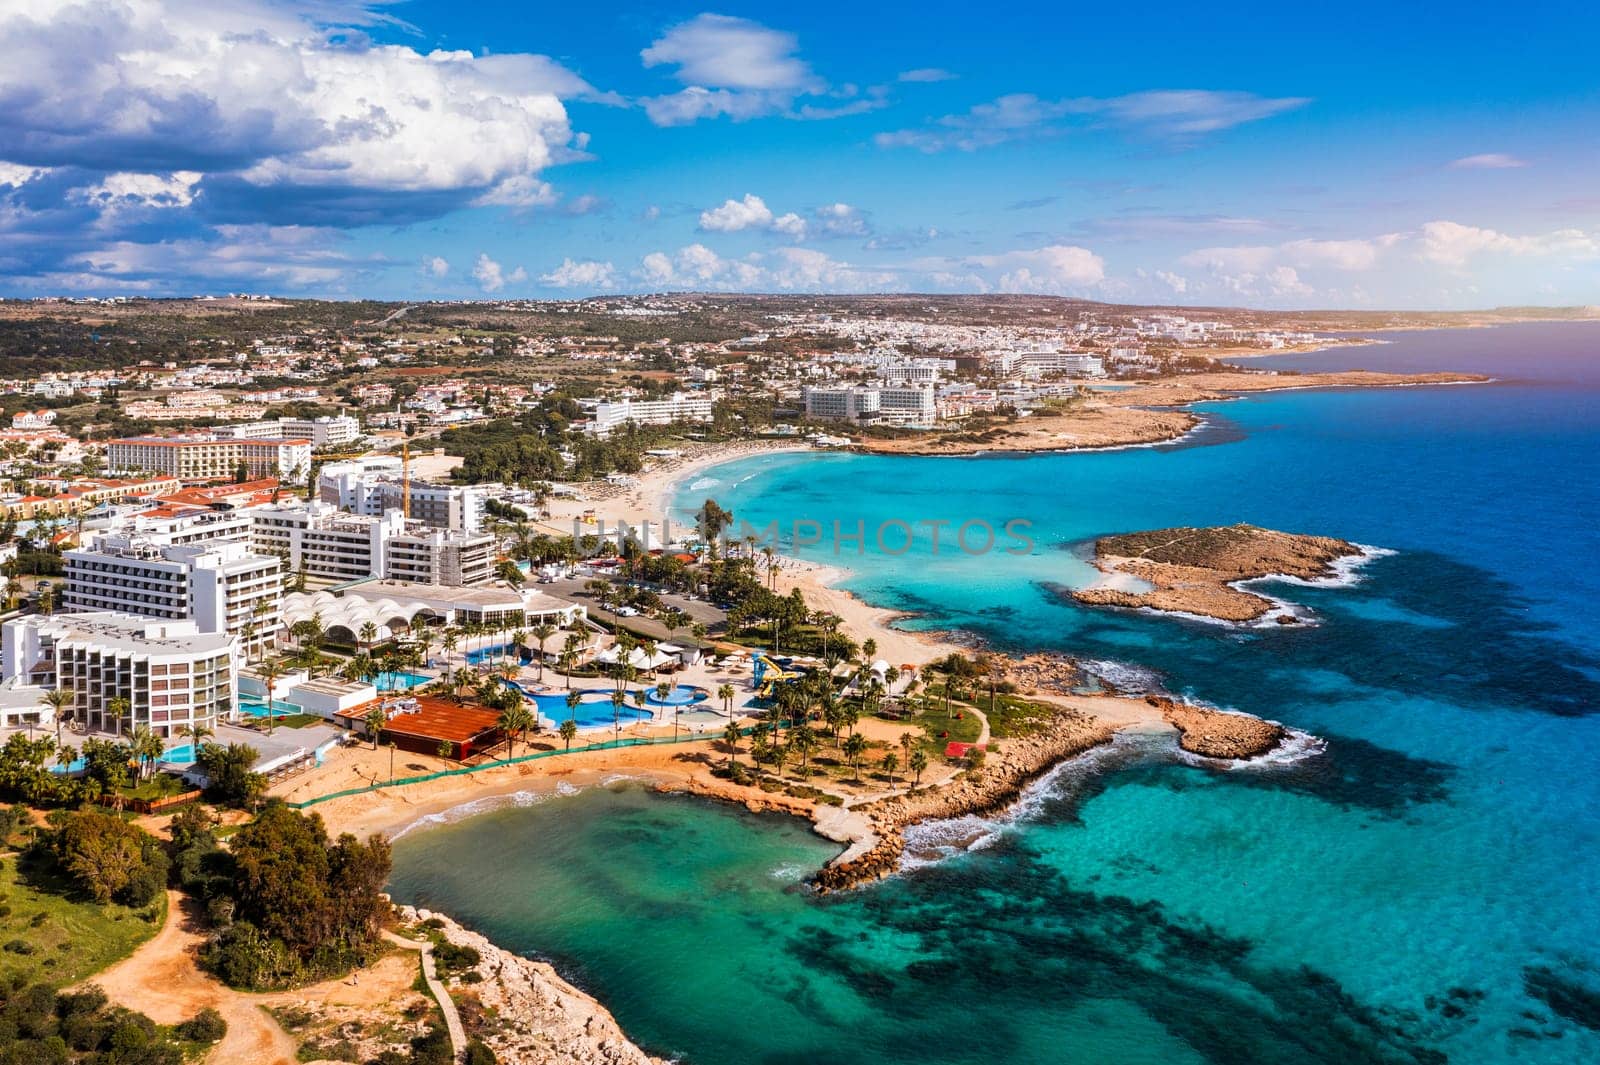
[958,245,1106,293]
[1417,220,1595,267]
[472,253,526,293]
[640,14,853,126]
[0,162,46,188]
[424,256,449,278]
[697,194,867,241]
[877,89,1308,151]
[70,171,203,211]
[0,0,590,221]
[63,224,365,291]
[540,258,617,289]
[898,68,957,83]
[699,194,778,232]
[1448,153,1529,170]
[638,243,762,289]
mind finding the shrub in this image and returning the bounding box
[464,1038,499,1065]
[175,1007,227,1043]
[4,938,34,954]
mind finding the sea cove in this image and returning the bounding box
[389,324,1600,1065]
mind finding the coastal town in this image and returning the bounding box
[0,293,1508,1062]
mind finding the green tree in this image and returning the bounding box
[843,732,868,782]
[558,717,578,752]
[910,749,928,788]
[364,707,387,750]
[722,722,741,771]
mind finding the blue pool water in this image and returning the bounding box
[504,684,657,729]
[372,670,430,692]
[238,692,299,718]
[643,684,708,707]
[158,743,197,766]
[465,644,528,666]
[394,323,1600,1065]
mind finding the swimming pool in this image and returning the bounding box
[464,644,529,666]
[502,682,655,730]
[158,743,198,766]
[643,684,710,708]
[238,692,301,718]
[373,670,430,691]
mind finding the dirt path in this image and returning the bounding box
[384,930,466,1057]
[87,891,299,1065]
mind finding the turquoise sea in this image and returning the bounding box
[390,323,1600,1065]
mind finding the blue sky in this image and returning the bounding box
[1,0,1596,307]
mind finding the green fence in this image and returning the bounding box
[287,726,751,810]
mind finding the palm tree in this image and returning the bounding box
[364,706,387,749]
[437,740,454,761]
[881,751,899,784]
[717,683,736,720]
[791,725,817,778]
[609,690,625,745]
[843,732,868,782]
[529,623,556,681]
[564,689,582,726]
[107,696,132,738]
[359,621,379,653]
[910,749,928,788]
[441,628,459,678]
[723,722,741,771]
[181,722,213,749]
[125,724,162,782]
[499,702,533,758]
[41,687,74,747]
[772,740,790,779]
[559,716,578,752]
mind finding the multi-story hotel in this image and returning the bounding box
[584,392,714,437]
[107,434,313,483]
[0,612,235,737]
[318,458,488,533]
[215,414,361,447]
[62,537,283,660]
[248,501,495,586]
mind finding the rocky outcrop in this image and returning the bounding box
[811,708,1118,894]
[1071,523,1366,622]
[393,906,665,1065]
[1147,696,1286,759]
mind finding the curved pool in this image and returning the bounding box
[643,684,710,708]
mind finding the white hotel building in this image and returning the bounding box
[62,537,283,661]
[584,392,714,437]
[215,414,362,448]
[0,612,235,737]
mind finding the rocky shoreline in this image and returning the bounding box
[1145,695,1287,759]
[1071,522,1366,622]
[393,905,667,1065]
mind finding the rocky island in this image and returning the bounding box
[1071,523,1368,622]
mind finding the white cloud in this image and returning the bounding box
[640,14,839,126]
[966,245,1106,293]
[424,256,449,278]
[767,247,896,290]
[1417,220,1596,267]
[813,203,868,237]
[0,161,46,187]
[642,14,817,91]
[0,0,591,219]
[71,171,203,211]
[472,252,525,293]
[898,68,957,83]
[638,243,759,289]
[1155,270,1188,294]
[540,258,617,289]
[473,177,559,210]
[771,212,808,238]
[68,224,360,290]
[699,194,776,232]
[1448,153,1529,170]
[697,194,860,241]
[877,89,1308,152]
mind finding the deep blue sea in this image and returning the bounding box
[391,323,1600,1065]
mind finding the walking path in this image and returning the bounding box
[88,891,298,1065]
[385,930,467,1058]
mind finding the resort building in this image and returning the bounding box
[876,385,937,427]
[318,459,488,533]
[215,414,361,447]
[583,392,714,437]
[387,528,496,586]
[249,502,406,584]
[107,434,313,483]
[62,537,283,660]
[804,385,881,423]
[282,581,584,641]
[248,501,496,586]
[0,612,235,737]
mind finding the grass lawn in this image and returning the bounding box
[0,854,166,988]
[876,697,983,757]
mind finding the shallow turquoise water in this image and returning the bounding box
[392,323,1600,1065]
